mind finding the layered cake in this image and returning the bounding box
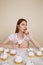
[14,55,23,64]
[10,49,16,56]
[0,52,8,61]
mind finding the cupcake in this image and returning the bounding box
[4,48,10,53]
[26,61,34,65]
[35,50,42,57]
[10,49,16,56]
[28,51,35,57]
[0,52,8,61]
[0,47,4,54]
[2,63,9,65]
[14,55,23,64]
[39,47,43,52]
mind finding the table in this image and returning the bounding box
[0,48,43,65]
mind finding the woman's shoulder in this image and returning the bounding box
[8,33,17,41]
[9,33,17,36]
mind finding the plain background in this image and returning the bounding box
[0,0,43,47]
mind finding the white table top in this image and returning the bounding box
[0,48,43,65]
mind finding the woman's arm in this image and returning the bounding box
[3,38,10,44]
[27,33,41,49]
[2,38,10,48]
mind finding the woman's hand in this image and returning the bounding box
[25,30,29,35]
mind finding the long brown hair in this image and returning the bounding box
[15,18,27,33]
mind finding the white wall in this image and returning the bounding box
[0,0,43,46]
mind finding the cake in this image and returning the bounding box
[28,51,35,57]
[26,61,34,65]
[2,63,9,65]
[0,47,4,54]
[0,52,8,61]
[4,48,10,53]
[0,47,4,52]
[10,49,16,56]
[35,50,42,57]
[14,55,23,64]
[39,47,43,52]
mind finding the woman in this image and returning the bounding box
[2,18,40,48]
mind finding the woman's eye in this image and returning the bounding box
[21,23,27,26]
[22,24,24,25]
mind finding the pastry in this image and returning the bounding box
[14,55,23,64]
[10,49,16,56]
[35,50,42,57]
[26,61,34,65]
[28,51,35,57]
[4,48,10,53]
[1,52,8,61]
[0,47,4,54]
[39,47,43,52]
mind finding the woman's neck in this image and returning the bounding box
[17,31,24,39]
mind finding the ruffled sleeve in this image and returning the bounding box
[8,33,15,41]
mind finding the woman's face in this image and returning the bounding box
[18,21,27,33]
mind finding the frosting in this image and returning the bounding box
[1,52,8,59]
[15,55,22,62]
[26,61,34,65]
[10,49,16,54]
[39,47,43,51]
[28,51,35,56]
[36,51,42,56]
[0,47,4,51]
[4,48,10,53]
[2,63,9,65]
